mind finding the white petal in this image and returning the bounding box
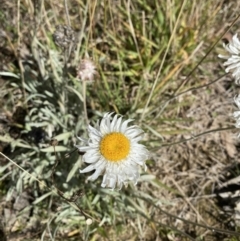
[83,152,100,163]
[79,146,96,152]
[77,136,88,143]
[219,34,240,84]
[88,168,104,181]
[121,119,133,132]
[80,164,95,173]
[110,114,119,132]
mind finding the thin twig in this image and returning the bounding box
[153,73,227,120]
[171,177,207,224]
[64,0,71,26]
[133,194,240,237]
[154,126,235,149]
[0,152,94,221]
[127,0,143,66]
[17,0,27,106]
[172,14,240,96]
[82,81,89,125]
[74,1,89,64]
[50,141,92,219]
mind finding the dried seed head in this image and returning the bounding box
[86,219,92,225]
[50,139,58,147]
[76,58,97,82]
[53,25,76,49]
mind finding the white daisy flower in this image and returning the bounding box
[219,34,240,84]
[76,113,149,190]
[233,95,240,131]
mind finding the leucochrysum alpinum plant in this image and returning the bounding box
[218,34,240,132]
[76,112,149,189]
[219,33,240,84]
[233,94,240,132]
[1,0,240,240]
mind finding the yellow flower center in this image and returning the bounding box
[100,132,130,162]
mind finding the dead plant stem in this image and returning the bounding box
[64,0,71,26]
[17,0,27,107]
[82,81,89,125]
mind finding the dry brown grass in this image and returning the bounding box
[1,0,240,240]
